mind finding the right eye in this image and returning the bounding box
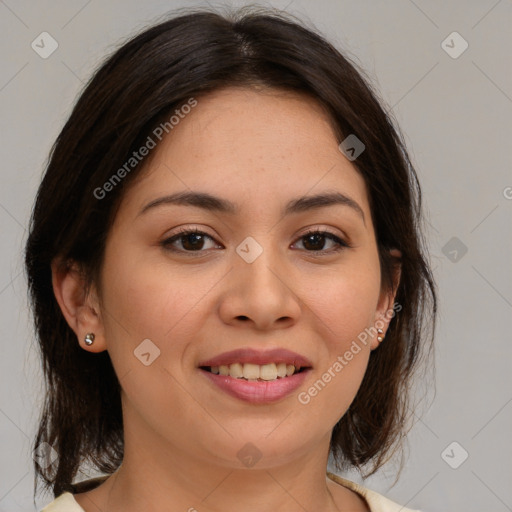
[160,228,222,253]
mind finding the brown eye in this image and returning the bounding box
[294,230,349,253]
[162,229,219,253]
[161,228,350,256]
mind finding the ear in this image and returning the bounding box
[371,248,402,350]
[51,258,107,353]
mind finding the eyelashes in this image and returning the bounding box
[160,227,351,256]
[291,228,350,253]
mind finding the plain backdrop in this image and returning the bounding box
[0,1,511,511]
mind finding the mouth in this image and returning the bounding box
[197,348,313,403]
[199,362,308,381]
[197,347,313,377]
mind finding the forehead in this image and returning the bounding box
[119,87,370,221]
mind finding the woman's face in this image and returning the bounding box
[94,87,395,469]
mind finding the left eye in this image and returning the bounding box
[293,229,349,253]
[161,228,349,254]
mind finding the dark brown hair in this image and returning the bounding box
[25,5,437,501]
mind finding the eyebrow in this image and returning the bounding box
[138,190,365,223]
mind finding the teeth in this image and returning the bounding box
[229,363,243,378]
[243,363,260,380]
[209,362,301,380]
[260,363,277,381]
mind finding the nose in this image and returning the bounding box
[217,237,301,331]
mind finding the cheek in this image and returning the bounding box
[305,257,381,349]
[98,251,220,434]
[99,247,225,368]
[299,350,370,431]
[293,259,380,426]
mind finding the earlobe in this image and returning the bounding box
[371,248,402,350]
[51,258,107,353]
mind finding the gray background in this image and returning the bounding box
[1,1,511,511]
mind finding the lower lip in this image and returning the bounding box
[199,368,311,404]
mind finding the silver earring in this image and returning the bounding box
[377,328,384,343]
[84,333,95,346]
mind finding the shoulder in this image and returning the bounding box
[42,473,422,512]
[40,476,109,512]
[327,471,423,512]
[40,492,84,512]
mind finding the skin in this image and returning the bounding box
[53,86,400,512]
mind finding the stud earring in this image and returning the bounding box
[377,328,384,343]
[84,333,95,346]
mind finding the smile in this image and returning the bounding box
[202,362,305,380]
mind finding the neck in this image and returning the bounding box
[96,429,340,512]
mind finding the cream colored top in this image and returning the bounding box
[40,472,421,512]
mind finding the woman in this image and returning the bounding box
[26,6,436,512]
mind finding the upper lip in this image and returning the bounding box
[198,348,313,368]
